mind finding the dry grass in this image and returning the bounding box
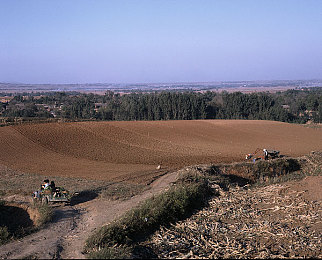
[99,183,147,201]
[143,179,321,258]
[138,152,322,259]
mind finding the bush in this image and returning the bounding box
[253,158,301,183]
[36,204,53,227]
[213,158,302,184]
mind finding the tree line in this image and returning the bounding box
[1,88,321,123]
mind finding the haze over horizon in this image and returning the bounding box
[1,0,322,84]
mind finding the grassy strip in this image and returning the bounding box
[84,176,212,259]
[88,246,133,259]
[36,204,53,227]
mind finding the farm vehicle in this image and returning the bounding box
[246,148,281,162]
[33,186,70,205]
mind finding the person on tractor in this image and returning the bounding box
[50,181,59,197]
[34,179,50,200]
[41,179,50,190]
[50,181,56,190]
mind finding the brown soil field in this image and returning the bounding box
[0,120,321,182]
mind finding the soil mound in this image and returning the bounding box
[0,120,321,182]
[0,202,40,245]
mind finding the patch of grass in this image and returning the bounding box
[99,183,146,201]
[84,176,213,258]
[252,170,307,188]
[88,246,132,259]
[36,204,53,227]
[253,158,301,182]
[213,158,301,184]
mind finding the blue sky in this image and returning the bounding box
[0,0,322,84]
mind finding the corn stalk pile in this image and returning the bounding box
[143,181,322,259]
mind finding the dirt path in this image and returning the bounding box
[0,171,179,259]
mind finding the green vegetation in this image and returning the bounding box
[85,175,213,259]
[213,158,301,184]
[36,204,53,227]
[1,87,321,124]
[252,158,301,182]
[89,246,132,259]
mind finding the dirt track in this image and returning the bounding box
[0,171,179,259]
[0,120,321,182]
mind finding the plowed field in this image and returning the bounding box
[0,120,321,182]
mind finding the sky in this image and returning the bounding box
[0,0,322,84]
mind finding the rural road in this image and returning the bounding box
[0,171,179,259]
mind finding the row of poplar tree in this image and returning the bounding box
[2,88,321,123]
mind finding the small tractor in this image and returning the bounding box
[33,186,70,205]
[264,149,280,159]
[246,148,280,162]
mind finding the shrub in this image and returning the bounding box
[253,158,301,183]
[36,204,53,227]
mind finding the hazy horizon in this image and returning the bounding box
[1,0,322,84]
[2,78,322,86]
